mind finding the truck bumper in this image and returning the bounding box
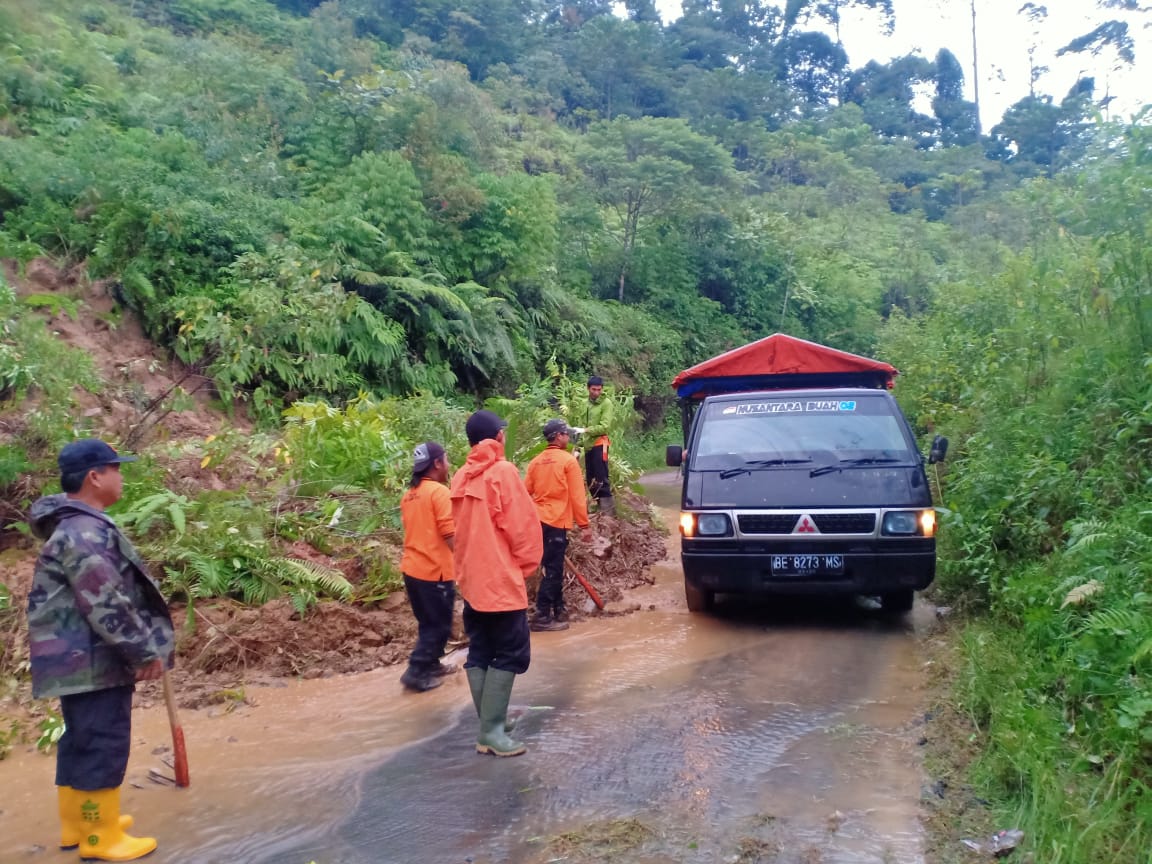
[682,540,935,596]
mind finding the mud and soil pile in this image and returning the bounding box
[1,259,669,716]
[552,495,668,615]
[168,500,667,706]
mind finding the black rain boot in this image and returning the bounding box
[530,614,568,632]
[400,664,442,692]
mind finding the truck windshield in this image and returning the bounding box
[693,396,914,469]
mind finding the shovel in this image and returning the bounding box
[162,671,190,788]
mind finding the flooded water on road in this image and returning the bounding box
[0,473,929,864]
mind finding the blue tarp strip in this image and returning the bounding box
[675,372,890,399]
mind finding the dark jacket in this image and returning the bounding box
[27,495,175,698]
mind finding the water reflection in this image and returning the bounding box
[0,482,926,864]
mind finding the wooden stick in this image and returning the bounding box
[162,671,190,788]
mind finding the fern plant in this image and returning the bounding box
[117,490,191,537]
[142,490,354,618]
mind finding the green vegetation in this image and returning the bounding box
[106,367,637,619]
[35,710,64,754]
[2,0,1095,414]
[879,124,1152,861]
[0,0,1149,858]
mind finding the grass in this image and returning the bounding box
[918,619,1001,864]
[547,818,654,860]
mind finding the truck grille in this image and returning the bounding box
[812,514,876,534]
[738,515,800,534]
[737,513,877,535]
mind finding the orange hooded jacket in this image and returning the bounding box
[525,445,590,531]
[449,438,543,612]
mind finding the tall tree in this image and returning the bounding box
[561,15,672,118]
[969,0,981,136]
[809,0,895,47]
[987,78,1096,175]
[1018,2,1049,98]
[623,0,663,24]
[844,56,937,144]
[670,0,785,70]
[932,48,978,146]
[777,31,848,108]
[576,117,736,301]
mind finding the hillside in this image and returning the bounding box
[1,0,1088,412]
[2,1,1151,860]
[0,258,664,716]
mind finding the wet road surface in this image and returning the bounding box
[0,474,930,863]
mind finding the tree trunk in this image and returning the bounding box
[970,0,982,136]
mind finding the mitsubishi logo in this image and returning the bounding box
[793,514,819,534]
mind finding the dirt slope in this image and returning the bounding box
[0,258,666,720]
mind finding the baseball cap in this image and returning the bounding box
[412,441,445,473]
[465,409,507,445]
[58,439,137,475]
[542,418,571,440]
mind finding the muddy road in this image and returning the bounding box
[0,474,931,863]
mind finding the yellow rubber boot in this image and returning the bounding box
[58,787,133,850]
[74,788,156,861]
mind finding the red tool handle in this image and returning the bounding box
[565,555,605,610]
[162,671,190,788]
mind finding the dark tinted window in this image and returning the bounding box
[695,396,912,465]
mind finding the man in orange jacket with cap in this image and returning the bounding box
[450,409,543,757]
[525,419,592,632]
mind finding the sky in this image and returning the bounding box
[653,0,1152,129]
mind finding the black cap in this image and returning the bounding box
[542,418,571,440]
[58,439,137,475]
[412,441,445,473]
[465,410,507,445]
[587,375,603,387]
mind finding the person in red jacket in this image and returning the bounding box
[450,410,543,757]
[525,419,592,632]
[398,441,456,693]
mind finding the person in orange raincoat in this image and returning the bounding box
[450,410,543,757]
[525,419,592,632]
[398,441,456,693]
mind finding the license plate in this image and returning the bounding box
[770,554,845,576]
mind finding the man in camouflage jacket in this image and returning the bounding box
[28,438,174,860]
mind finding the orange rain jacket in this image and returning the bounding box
[399,478,455,582]
[525,445,590,531]
[449,438,543,612]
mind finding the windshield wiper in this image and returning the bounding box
[809,457,905,478]
[718,458,812,479]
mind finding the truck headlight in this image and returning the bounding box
[679,512,732,537]
[696,513,732,536]
[882,510,936,537]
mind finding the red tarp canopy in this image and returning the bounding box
[671,333,898,399]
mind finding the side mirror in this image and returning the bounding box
[928,435,949,464]
[665,445,683,467]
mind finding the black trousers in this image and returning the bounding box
[585,444,611,499]
[403,575,456,670]
[462,603,530,674]
[56,685,134,790]
[537,523,569,618]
